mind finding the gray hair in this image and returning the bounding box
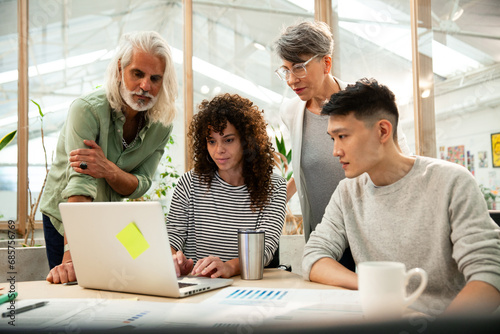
[105,31,177,126]
[274,20,334,63]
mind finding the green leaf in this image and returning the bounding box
[286,171,293,181]
[30,99,44,117]
[275,136,285,155]
[0,130,17,152]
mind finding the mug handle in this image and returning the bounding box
[404,268,428,307]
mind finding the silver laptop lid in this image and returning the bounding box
[60,201,184,297]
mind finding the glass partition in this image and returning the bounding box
[191,0,314,128]
[428,0,500,208]
[333,0,415,151]
[0,0,185,222]
[0,0,18,222]
[2,0,498,224]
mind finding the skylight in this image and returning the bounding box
[337,0,483,78]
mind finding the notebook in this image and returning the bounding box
[59,201,233,298]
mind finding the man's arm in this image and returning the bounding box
[302,185,351,283]
[46,195,91,284]
[447,170,500,314]
[309,257,358,290]
[445,280,500,314]
[70,140,138,196]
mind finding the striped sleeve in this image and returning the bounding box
[258,174,287,265]
[165,171,193,252]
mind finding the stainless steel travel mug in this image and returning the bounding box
[238,229,265,280]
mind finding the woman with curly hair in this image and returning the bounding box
[166,93,287,278]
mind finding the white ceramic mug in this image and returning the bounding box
[358,261,428,319]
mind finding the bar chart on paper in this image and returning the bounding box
[201,287,363,325]
[203,287,362,310]
[219,288,290,306]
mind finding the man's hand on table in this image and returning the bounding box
[46,260,76,284]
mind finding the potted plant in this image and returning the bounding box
[24,100,50,247]
[129,136,180,217]
[272,126,302,235]
[0,100,50,282]
[480,184,498,210]
[271,126,305,275]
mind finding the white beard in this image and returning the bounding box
[119,75,159,111]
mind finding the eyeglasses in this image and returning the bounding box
[275,55,319,81]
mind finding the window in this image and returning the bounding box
[2,0,498,225]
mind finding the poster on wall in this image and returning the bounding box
[447,145,465,167]
[492,132,500,168]
[478,151,488,168]
[439,146,446,160]
[467,151,475,175]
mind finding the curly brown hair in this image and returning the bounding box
[188,93,275,212]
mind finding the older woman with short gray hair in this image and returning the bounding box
[274,21,411,271]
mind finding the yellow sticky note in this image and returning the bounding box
[116,222,150,259]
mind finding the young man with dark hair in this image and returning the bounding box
[302,78,500,315]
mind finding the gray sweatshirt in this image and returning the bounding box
[303,156,500,315]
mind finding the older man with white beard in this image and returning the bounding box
[40,31,178,284]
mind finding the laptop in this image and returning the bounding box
[59,201,233,297]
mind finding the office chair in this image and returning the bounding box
[265,246,292,272]
[489,210,500,227]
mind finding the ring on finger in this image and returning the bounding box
[79,161,88,170]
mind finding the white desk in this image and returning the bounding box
[0,269,367,331]
[5,268,335,303]
[2,271,487,334]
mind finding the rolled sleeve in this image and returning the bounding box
[61,174,98,200]
[450,174,500,293]
[60,97,101,200]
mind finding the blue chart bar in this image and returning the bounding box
[227,289,240,298]
[257,291,267,299]
[263,291,274,300]
[249,290,261,299]
[241,290,253,298]
[277,291,288,300]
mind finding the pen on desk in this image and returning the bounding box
[0,292,17,305]
[1,301,48,318]
[63,281,78,286]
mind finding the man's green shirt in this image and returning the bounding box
[40,88,173,235]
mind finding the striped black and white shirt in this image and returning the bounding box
[166,170,287,265]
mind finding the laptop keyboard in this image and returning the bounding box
[178,282,197,288]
